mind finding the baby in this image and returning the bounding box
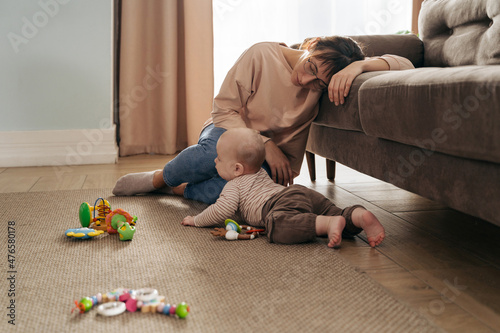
[181,128,385,248]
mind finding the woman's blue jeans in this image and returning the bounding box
[163,124,227,204]
[163,124,271,204]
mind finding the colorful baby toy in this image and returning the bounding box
[65,228,105,240]
[79,198,112,229]
[105,208,137,241]
[210,219,265,240]
[71,288,189,319]
[66,198,137,241]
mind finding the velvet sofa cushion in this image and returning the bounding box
[420,0,500,66]
[357,66,500,164]
[315,72,388,132]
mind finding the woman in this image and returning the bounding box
[113,36,413,204]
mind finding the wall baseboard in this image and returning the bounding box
[0,127,118,167]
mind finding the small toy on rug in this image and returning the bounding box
[71,288,190,318]
[65,228,104,239]
[66,198,138,241]
[210,219,265,240]
[96,301,126,316]
[105,208,137,241]
[79,198,112,229]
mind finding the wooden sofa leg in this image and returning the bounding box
[326,159,336,181]
[305,151,316,181]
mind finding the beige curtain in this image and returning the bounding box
[412,0,424,34]
[118,0,214,156]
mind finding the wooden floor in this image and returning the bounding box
[1,154,499,332]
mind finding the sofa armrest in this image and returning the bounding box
[349,34,424,68]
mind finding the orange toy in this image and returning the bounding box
[105,209,137,240]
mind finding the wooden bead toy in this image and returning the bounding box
[97,302,126,316]
[71,288,189,318]
[79,198,112,228]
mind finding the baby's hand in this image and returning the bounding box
[181,216,195,226]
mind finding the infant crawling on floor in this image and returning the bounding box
[181,128,385,248]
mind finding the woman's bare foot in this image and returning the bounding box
[153,173,185,196]
[152,170,166,188]
[316,216,346,248]
[352,208,385,247]
[172,183,187,196]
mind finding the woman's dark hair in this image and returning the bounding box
[293,36,365,79]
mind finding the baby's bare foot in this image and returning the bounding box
[326,216,346,248]
[357,210,385,247]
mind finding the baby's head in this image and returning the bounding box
[215,128,266,181]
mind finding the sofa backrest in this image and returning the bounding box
[419,0,500,67]
[350,34,424,68]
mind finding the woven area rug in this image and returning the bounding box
[0,189,442,332]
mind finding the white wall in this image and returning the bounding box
[0,0,117,166]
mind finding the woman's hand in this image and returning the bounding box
[328,61,364,106]
[328,58,392,106]
[264,140,293,186]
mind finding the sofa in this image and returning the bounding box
[305,0,500,227]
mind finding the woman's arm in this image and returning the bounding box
[264,140,294,186]
[212,47,255,133]
[328,55,414,106]
[212,79,251,129]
